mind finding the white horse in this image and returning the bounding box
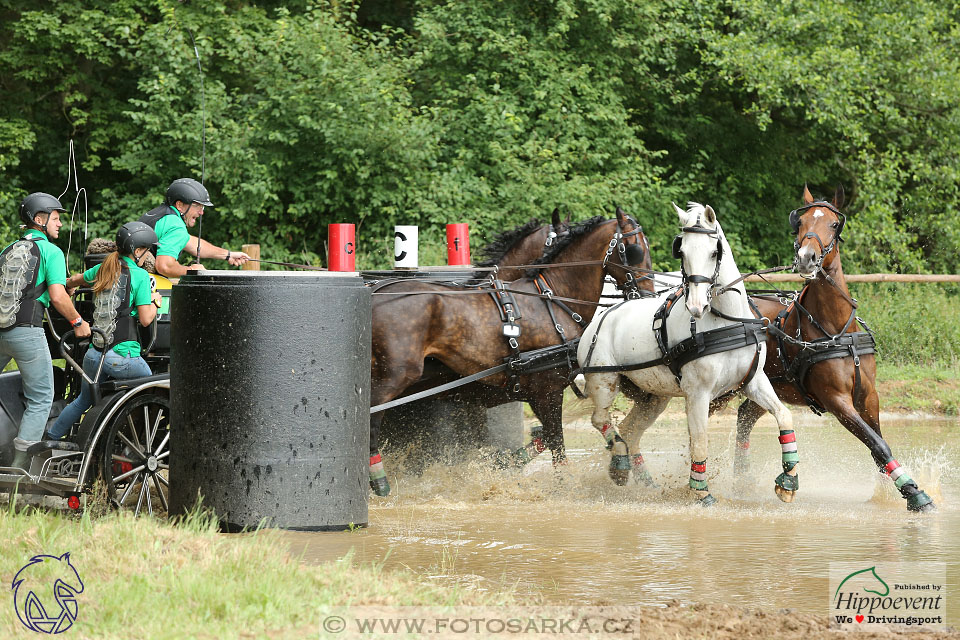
[577,203,799,504]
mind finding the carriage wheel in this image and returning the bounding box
[99,392,171,517]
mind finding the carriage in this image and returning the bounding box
[0,267,174,517]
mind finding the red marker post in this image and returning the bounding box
[328,223,356,271]
[446,223,471,266]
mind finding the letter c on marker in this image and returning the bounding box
[345,242,354,255]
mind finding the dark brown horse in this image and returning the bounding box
[732,185,934,511]
[476,208,571,281]
[368,211,650,495]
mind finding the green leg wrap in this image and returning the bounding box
[906,491,935,512]
[689,478,709,491]
[775,471,799,492]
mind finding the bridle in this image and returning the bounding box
[789,200,845,276]
[672,217,723,301]
[602,215,649,299]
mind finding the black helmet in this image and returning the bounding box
[164,178,213,208]
[116,221,159,255]
[19,192,66,227]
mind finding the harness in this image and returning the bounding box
[91,263,138,352]
[576,217,764,395]
[765,286,876,415]
[0,237,47,330]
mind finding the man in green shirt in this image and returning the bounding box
[0,192,91,470]
[139,178,250,278]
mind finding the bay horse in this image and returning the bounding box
[577,203,799,505]
[368,211,650,495]
[476,208,571,281]
[731,185,935,512]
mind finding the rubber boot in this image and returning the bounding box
[10,450,31,471]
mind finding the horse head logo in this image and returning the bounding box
[11,552,84,634]
[834,566,890,602]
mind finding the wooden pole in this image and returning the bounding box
[242,244,260,271]
[743,273,960,283]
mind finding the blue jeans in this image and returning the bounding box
[0,326,53,449]
[47,347,152,439]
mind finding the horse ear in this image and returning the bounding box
[672,201,686,222]
[615,205,628,227]
[704,205,716,224]
[833,184,845,210]
[551,207,561,228]
[802,184,814,204]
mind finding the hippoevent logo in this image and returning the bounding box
[11,553,84,634]
[830,562,945,631]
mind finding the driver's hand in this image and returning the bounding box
[74,320,91,339]
[228,251,251,267]
[187,263,206,271]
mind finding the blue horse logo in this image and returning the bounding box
[11,553,84,634]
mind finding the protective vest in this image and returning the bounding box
[0,238,46,329]
[138,205,178,256]
[91,264,138,351]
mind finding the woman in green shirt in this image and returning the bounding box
[47,222,163,439]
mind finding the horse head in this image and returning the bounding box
[672,202,723,318]
[791,184,846,279]
[12,553,84,633]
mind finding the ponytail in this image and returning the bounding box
[93,252,122,294]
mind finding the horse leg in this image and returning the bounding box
[741,375,798,503]
[685,392,716,505]
[823,389,934,512]
[733,399,767,478]
[528,390,566,466]
[617,386,669,486]
[368,410,390,496]
[584,373,630,485]
[368,357,427,497]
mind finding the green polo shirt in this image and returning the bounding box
[0,229,68,307]
[153,206,191,259]
[82,256,153,357]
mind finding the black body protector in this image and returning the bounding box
[138,205,178,257]
[91,264,137,351]
[0,238,46,329]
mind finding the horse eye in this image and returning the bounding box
[711,250,718,258]
[830,222,839,229]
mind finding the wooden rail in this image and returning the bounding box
[743,273,960,283]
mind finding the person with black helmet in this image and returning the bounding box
[139,177,250,278]
[0,193,91,469]
[46,221,163,440]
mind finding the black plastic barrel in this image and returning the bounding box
[168,271,370,531]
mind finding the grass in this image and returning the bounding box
[0,502,498,639]
[875,362,960,416]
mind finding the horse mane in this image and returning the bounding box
[525,215,607,276]
[475,218,542,267]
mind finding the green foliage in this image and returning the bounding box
[851,283,960,367]
[0,0,956,274]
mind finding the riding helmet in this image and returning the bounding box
[19,192,66,227]
[116,221,159,255]
[164,178,213,208]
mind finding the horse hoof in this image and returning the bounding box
[907,491,936,513]
[369,476,391,497]
[774,484,796,503]
[697,493,717,507]
[609,455,630,486]
[633,470,659,488]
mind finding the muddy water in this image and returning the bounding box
[284,409,959,621]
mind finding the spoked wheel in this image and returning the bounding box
[99,392,171,517]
